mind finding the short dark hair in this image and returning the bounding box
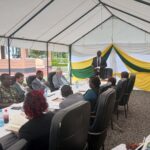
[0,73,10,82]
[15,72,24,80]
[23,90,48,118]
[36,70,43,75]
[61,85,73,98]
[121,71,129,79]
[97,51,101,56]
[90,77,101,89]
[108,77,116,86]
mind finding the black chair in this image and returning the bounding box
[103,68,113,79]
[0,133,25,150]
[115,79,128,119]
[48,72,58,92]
[118,74,136,115]
[49,101,90,150]
[26,75,36,89]
[10,76,16,85]
[99,82,112,94]
[88,88,116,150]
[6,139,27,150]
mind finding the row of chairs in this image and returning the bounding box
[3,88,116,150]
[116,74,136,119]
[98,73,136,119]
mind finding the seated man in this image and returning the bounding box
[0,73,19,108]
[59,85,84,109]
[83,77,101,111]
[12,72,28,102]
[52,68,69,89]
[32,70,49,91]
[108,77,117,88]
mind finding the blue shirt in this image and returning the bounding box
[83,89,98,111]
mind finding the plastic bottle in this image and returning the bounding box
[0,109,4,127]
[44,88,48,97]
[3,109,9,124]
[75,81,79,89]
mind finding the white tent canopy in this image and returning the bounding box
[0,0,150,51]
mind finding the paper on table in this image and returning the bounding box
[112,144,127,150]
[5,111,28,132]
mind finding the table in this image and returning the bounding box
[0,80,108,138]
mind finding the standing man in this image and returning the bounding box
[92,50,107,79]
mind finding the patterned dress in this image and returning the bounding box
[0,85,19,108]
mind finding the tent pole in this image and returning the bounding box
[7,38,11,75]
[69,45,72,84]
[46,42,49,81]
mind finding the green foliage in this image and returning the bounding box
[28,49,46,58]
[51,52,68,66]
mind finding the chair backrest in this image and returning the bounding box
[10,76,16,85]
[127,74,136,94]
[90,88,116,132]
[116,79,128,101]
[48,72,58,92]
[49,101,90,150]
[99,82,112,94]
[104,68,113,79]
[26,75,36,89]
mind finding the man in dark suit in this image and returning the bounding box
[92,50,107,79]
[32,70,49,91]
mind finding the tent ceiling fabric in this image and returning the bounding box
[0,0,150,48]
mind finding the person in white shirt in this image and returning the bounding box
[52,68,69,89]
[32,70,49,91]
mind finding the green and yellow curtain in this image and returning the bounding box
[71,44,150,91]
[114,45,150,91]
[71,44,113,78]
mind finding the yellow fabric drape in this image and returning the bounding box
[114,44,150,69]
[126,65,150,91]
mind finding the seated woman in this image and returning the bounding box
[83,77,101,111]
[19,90,54,150]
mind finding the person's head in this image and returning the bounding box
[108,77,116,86]
[15,72,24,84]
[0,73,11,87]
[23,90,48,119]
[56,68,62,76]
[36,70,44,80]
[97,50,102,57]
[121,71,129,79]
[61,85,73,98]
[89,77,101,89]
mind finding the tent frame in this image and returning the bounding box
[0,0,150,81]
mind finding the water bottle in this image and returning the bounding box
[44,88,48,97]
[75,81,79,89]
[3,109,9,124]
[0,109,4,127]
